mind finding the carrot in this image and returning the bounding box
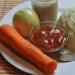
[0,25,57,75]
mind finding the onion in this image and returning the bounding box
[57,8,75,51]
[13,8,40,38]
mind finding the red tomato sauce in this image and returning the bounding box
[31,25,67,52]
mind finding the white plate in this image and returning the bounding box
[0,0,75,75]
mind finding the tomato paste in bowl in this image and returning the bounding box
[29,21,68,53]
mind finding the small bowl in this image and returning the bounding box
[29,21,68,53]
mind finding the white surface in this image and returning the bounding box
[59,0,75,11]
[0,0,75,75]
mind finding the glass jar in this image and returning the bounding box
[31,0,58,22]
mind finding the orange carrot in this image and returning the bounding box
[0,25,57,75]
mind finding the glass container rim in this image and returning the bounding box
[31,0,57,4]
